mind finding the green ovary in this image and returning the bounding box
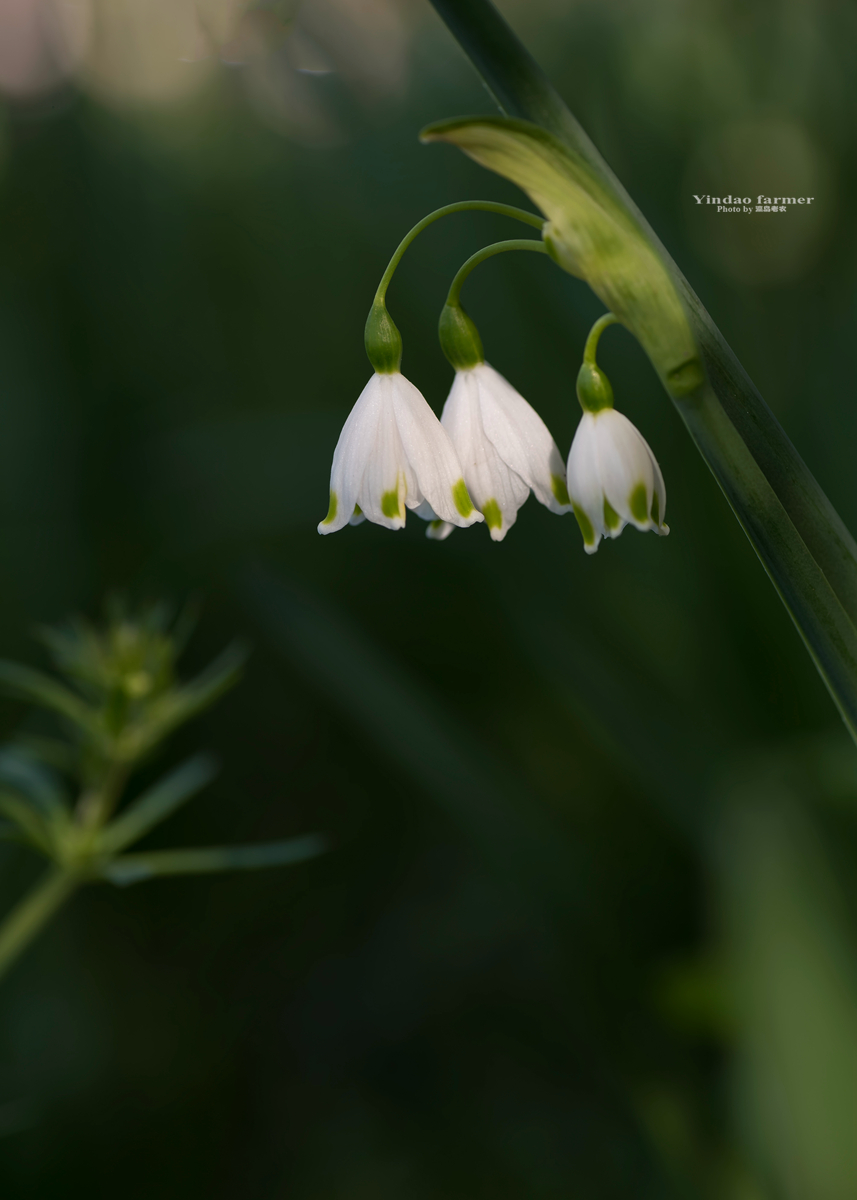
[603,498,622,531]
[572,503,596,546]
[322,490,338,524]
[452,478,475,517]
[629,482,649,523]
[482,499,502,530]
[381,488,403,520]
[551,474,570,505]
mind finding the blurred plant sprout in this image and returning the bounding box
[0,602,325,983]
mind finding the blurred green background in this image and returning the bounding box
[2,0,857,1196]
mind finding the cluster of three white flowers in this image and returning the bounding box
[319,355,669,554]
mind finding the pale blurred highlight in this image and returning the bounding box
[0,0,418,140]
[0,0,89,97]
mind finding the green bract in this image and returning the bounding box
[576,362,614,414]
[364,301,403,374]
[438,302,485,371]
[421,116,704,398]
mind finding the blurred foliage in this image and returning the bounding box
[0,605,323,982]
[0,0,856,1197]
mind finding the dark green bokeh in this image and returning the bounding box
[1,2,857,1196]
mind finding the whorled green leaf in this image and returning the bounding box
[421,116,703,396]
[0,661,97,734]
[98,754,218,856]
[116,643,247,763]
[101,834,327,886]
[0,793,56,857]
[0,747,69,819]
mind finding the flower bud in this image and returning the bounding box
[438,302,484,371]
[576,361,614,413]
[364,301,403,374]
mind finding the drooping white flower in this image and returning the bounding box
[439,363,571,541]
[567,407,668,554]
[318,371,483,535]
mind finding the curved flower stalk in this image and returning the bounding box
[421,117,702,399]
[318,370,483,535]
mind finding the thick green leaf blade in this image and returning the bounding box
[98,755,218,856]
[101,834,327,886]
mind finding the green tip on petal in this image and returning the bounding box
[603,497,622,531]
[573,503,597,550]
[629,482,649,524]
[482,499,502,531]
[452,478,475,517]
[322,490,338,525]
[381,488,404,521]
[551,474,570,506]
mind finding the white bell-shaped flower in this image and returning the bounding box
[440,363,571,541]
[567,407,668,554]
[318,371,483,535]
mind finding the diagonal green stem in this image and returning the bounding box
[0,868,78,982]
[428,0,857,739]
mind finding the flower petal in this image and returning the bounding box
[473,363,571,513]
[442,370,528,541]
[426,519,455,540]
[567,413,605,553]
[319,373,386,534]
[357,375,409,529]
[391,373,483,528]
[592,409,654,530]
[412,498,456,541]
